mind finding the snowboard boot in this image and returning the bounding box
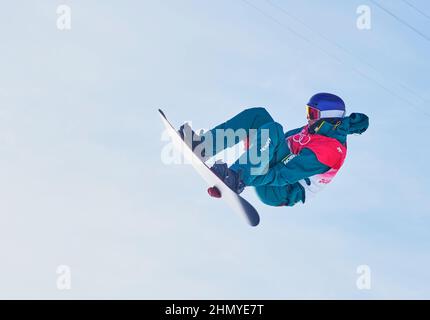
[209,162,245,196]
[178,122,207,159]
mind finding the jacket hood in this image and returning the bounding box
[314,113,369,143]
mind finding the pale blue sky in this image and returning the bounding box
[0,0,429,299]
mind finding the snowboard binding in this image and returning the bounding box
[178,122,207,159]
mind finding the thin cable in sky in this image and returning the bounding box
[265,0,429,107]
[401,0,430,22]
[240,0,342,64]
[370,0,430,42]
[240,0,430,117]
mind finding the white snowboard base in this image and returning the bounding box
[159,109,260,227]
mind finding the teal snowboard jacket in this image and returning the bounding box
[251,112,369,206]
[215,108,369,206]
[207,107,369,207]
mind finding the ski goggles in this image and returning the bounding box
[306,105,346,120]
[306,105,320,120]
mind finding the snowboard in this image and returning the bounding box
[158,109,260,227]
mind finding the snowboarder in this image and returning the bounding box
[179,93,369,207]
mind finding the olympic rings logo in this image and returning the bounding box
[292,132,311,145]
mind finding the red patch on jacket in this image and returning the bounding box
[287,126,347,169]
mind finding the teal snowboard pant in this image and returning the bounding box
[204,107,304,207]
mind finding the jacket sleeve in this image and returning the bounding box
[245,148,330,187]
[284,126,304,138]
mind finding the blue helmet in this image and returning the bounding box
[307,93,346,119]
